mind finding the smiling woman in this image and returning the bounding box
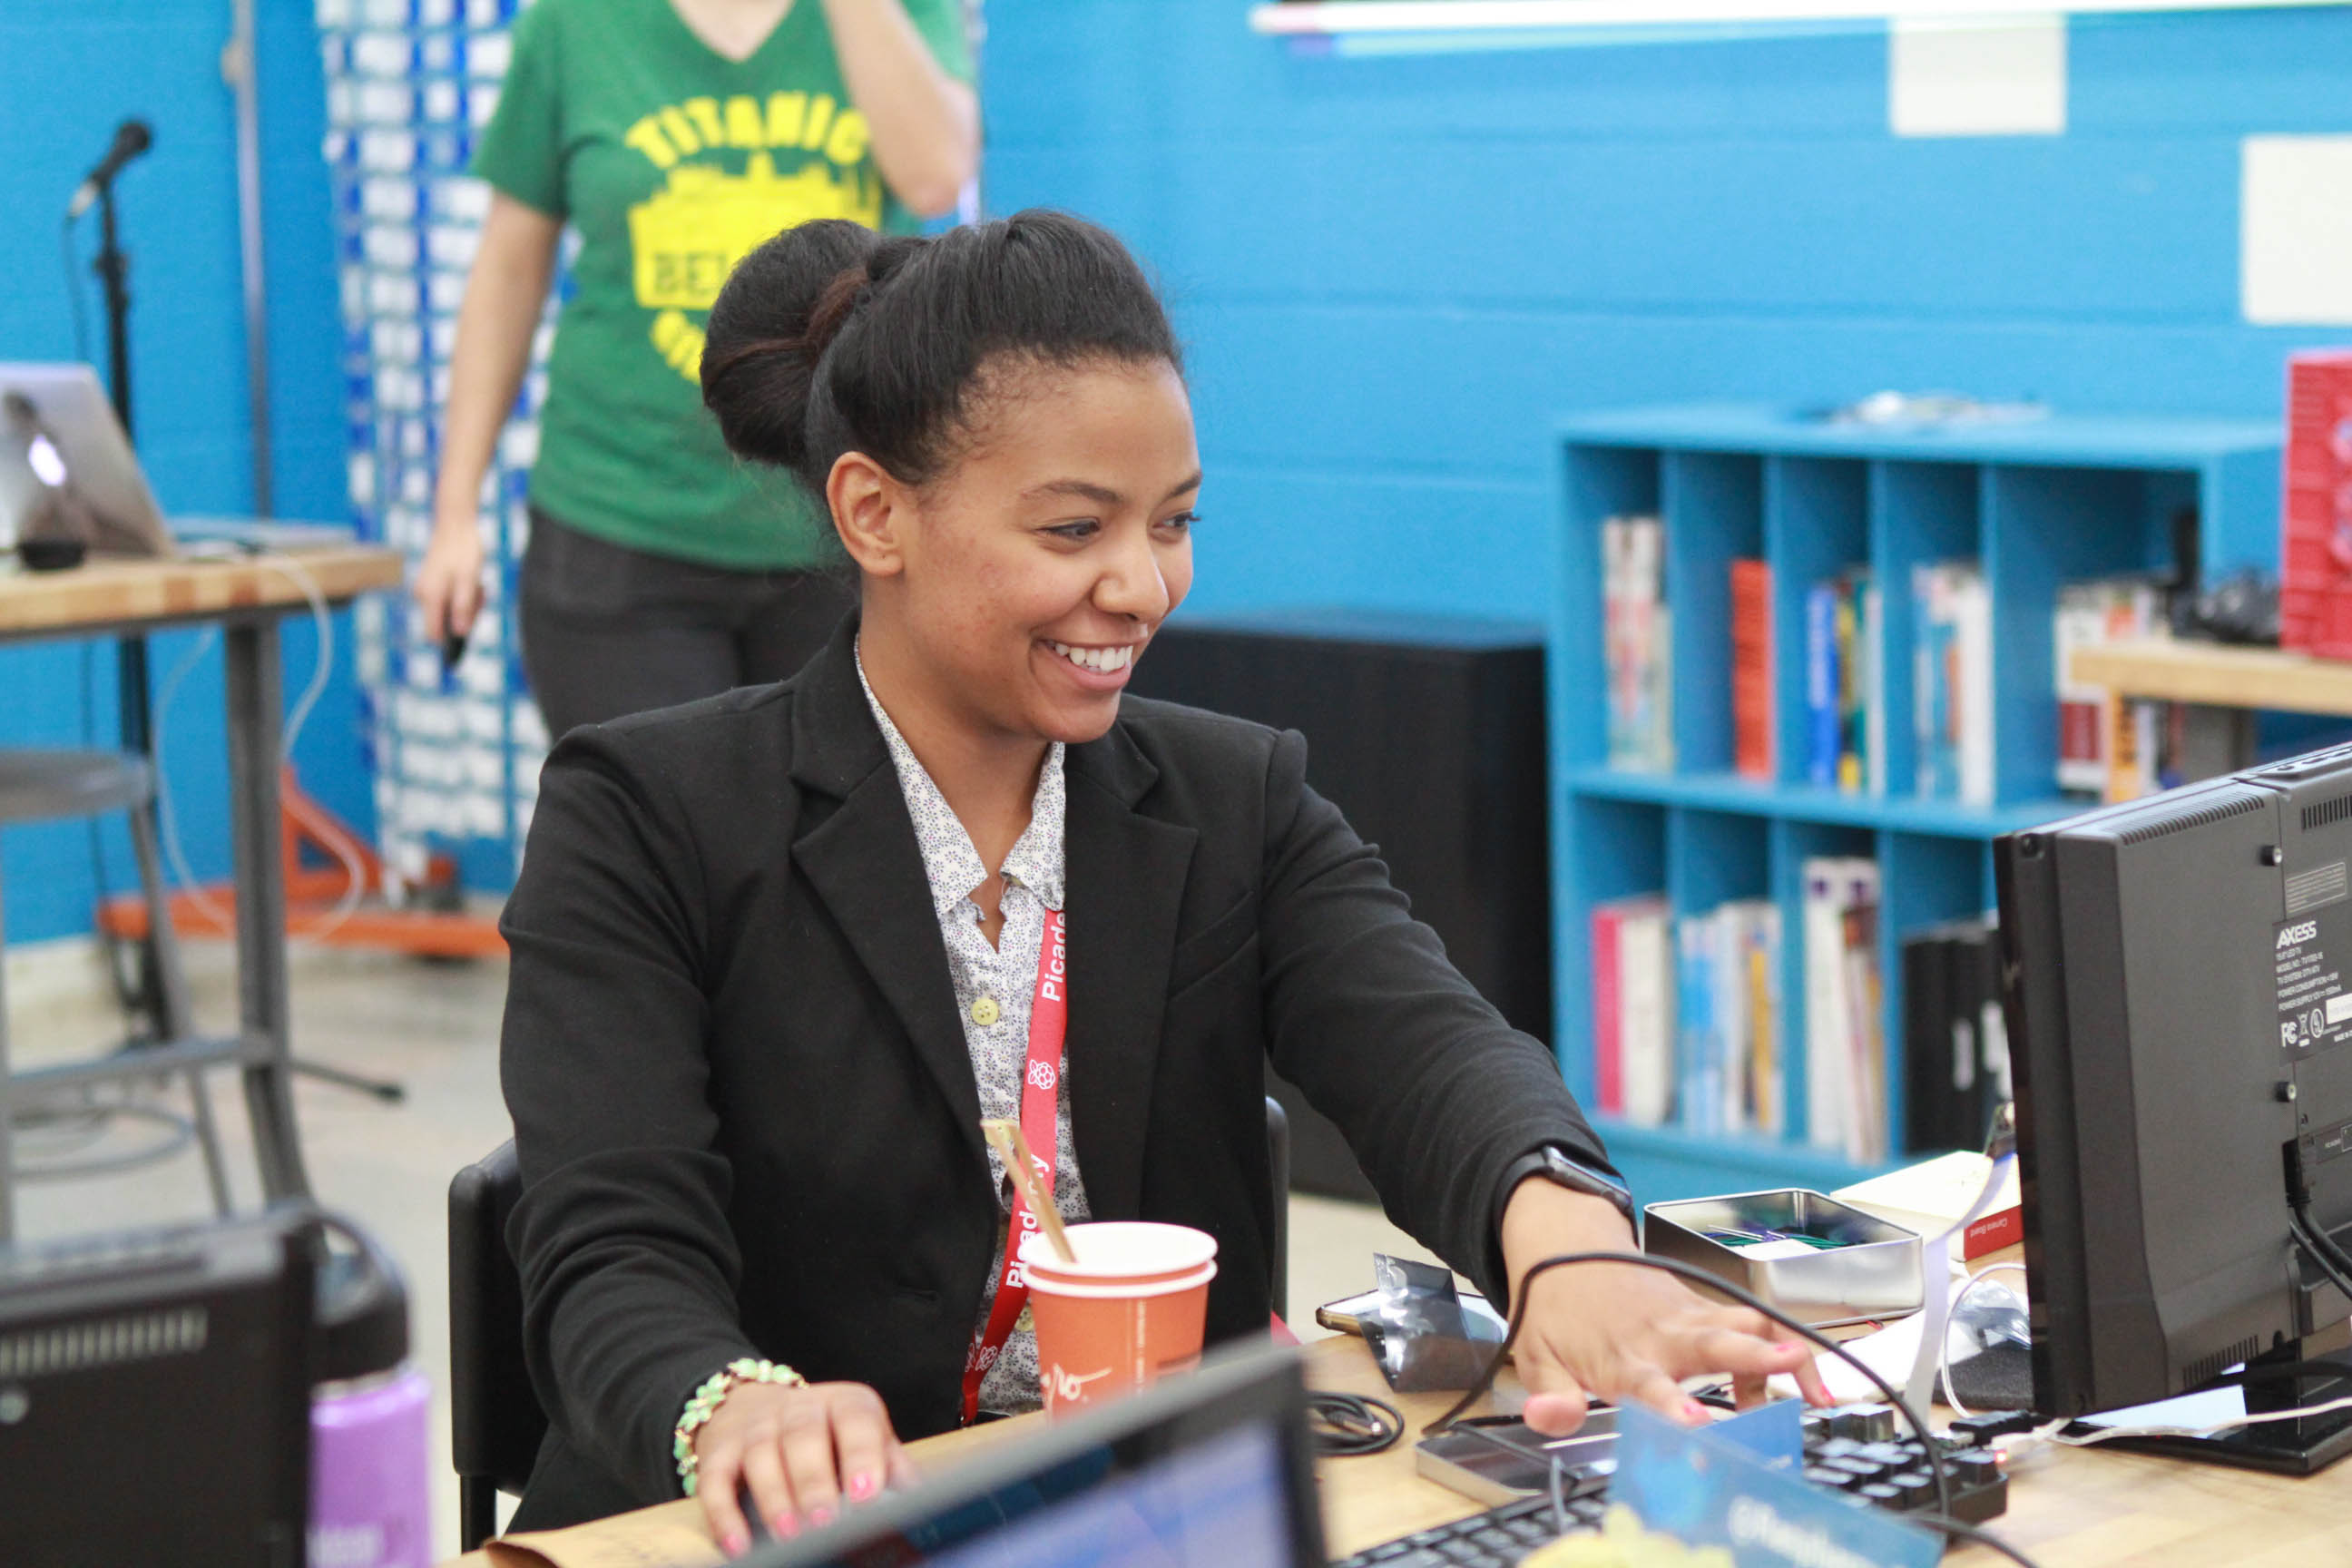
[495,210,1825,1555]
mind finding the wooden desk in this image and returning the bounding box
[451,1333,2352,1568]
[2067,639,2352,720]
[0,546,405,1222]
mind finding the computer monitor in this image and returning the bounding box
[0,1211,317,1566]
[1995,748,2352,1472]
[748,1344,1325,1568]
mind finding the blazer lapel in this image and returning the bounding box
[787,622,987,1176]
[1064,724,1197,1220]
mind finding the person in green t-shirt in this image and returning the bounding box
[414,0,975,741]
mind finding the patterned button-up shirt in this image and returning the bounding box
[857,643,1092,1416]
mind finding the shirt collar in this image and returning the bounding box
[856,641,1066,917]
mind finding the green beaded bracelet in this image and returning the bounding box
[674,1357,808,1496]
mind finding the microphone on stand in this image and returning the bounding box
[67,119,153,221]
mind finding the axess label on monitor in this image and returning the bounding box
[2275,904,2352,1058]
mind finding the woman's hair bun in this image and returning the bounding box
[704,210,1180,500]
[700,219,891,472]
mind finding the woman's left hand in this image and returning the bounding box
[1497,1176,1834,1436]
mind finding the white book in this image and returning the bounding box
[1860,578,1886,797]
[1620,906,1674,1128]
[1801,859,1854,1155]
[1837,860,1886,1163]
[1711,905,1750,1134]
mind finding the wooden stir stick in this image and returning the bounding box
[981,1117,1078,1263]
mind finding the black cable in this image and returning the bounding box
[2290,1207,2352,1307]
[1423,1250,2014,1561]
[1307,1389,1403,1456]
[2298,1200,2352,1284]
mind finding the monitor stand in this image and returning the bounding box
[2061,1347,2352,1476]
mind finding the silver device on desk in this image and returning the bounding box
[0,362,175,563]
[1643,1189,1924,1328]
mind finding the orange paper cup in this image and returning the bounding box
[1019,1222,1219,1414]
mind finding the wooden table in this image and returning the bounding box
[450,1331,2352,1568]
[0,546,405,1223]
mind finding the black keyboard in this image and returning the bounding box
[1332,1406,2007,1568]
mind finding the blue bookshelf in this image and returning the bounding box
[1552,404,2283,1203]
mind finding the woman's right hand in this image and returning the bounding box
[414,510,486,644]
[692,1378,915,1558]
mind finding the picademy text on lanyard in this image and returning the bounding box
[960,906,1069,1424]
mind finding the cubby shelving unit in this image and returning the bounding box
[1552,404,2282,1203]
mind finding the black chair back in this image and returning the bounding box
[448,1141,541,1551]
[448,1098,1292,1553]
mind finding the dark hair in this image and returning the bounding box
[701,211,1182,498]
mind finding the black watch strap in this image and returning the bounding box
[1501,1145,1637,1230]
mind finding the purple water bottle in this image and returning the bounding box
[309,1220,433,1568]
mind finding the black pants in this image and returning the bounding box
[518,507,855,742]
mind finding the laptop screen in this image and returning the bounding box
[752,1348,1321,1568]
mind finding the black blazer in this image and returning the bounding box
[500,617,1612,1529]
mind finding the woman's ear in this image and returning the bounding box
[828,451,909,578]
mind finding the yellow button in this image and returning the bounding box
[970,995,1002,1027]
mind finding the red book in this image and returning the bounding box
[1592,903,1625,1116]
[1731,559,1773,780]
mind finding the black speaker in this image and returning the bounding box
[1128,609,1551,1202]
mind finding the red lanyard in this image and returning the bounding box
[959,906,1069,1424]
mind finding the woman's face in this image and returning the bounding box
[884,356,1200,746]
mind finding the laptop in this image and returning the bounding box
[0,362,175,563]
[746,1344,1327,1568]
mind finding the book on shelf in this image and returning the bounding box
[1898,916,2012,1158]
[1667,898,1783,1137]
[1912,563,1992,808]
[1602,515,1673,772]
[1801,856,1886,1165]
[1731,558,1773,781]
[1592,895,1673,1127]
[2053,576,2168,798]
[1802,571,1883,795]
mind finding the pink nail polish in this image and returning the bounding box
[722,1531,749,1556]
[850,1473,878,1501]
[810,1505,838,1528]
[1683,1401,1708,1422]
[775,1513,800,1540]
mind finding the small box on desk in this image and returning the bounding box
[1643,1188,1924,1328]
[1128,609,1550,1203]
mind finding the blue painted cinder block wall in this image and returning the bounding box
[0,0,366,945]
[980,9,2352,624]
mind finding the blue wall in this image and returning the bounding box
[981,8,2352,623]
[0,0,368,945]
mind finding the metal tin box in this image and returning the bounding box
[1642,1189,1923,1328]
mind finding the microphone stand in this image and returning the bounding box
[94,168,406,1106]
[92,178,170,1049]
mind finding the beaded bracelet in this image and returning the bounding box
[674,1357,808,1495]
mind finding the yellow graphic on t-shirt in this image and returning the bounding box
[623,93,881,380]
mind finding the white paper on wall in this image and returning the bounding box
[2243,135,2352,327]
[321,0,550,882]
[1888,15,2066,139]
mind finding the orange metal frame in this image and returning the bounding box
[96,767,508,959]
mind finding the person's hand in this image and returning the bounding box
[692,1378,917,1558]
[1498,1176,1832,1436]
[413,509,486,644]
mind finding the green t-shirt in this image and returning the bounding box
[472,0,972,570]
